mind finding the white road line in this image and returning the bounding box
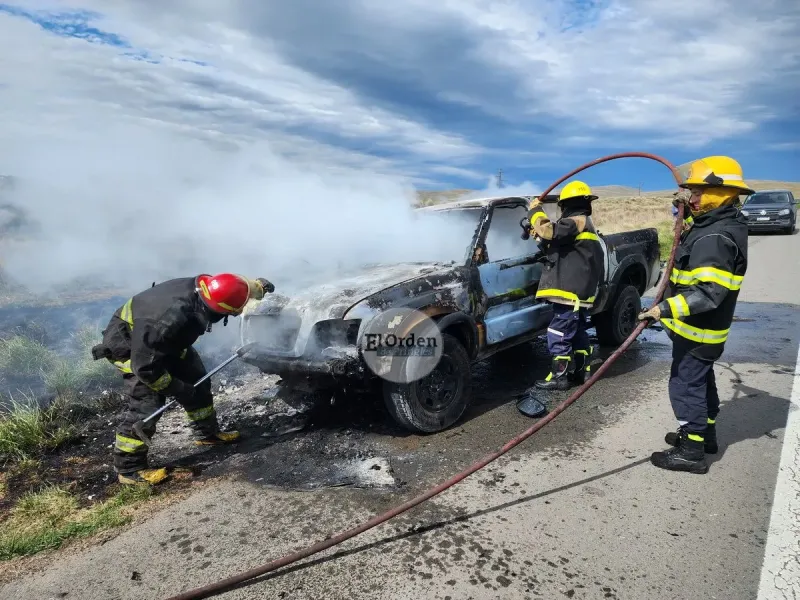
[757,341,800,600]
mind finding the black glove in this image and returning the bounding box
[256,278,275,294]
[519,217,532,240]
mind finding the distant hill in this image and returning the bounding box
[591,185,641,197]
[414,180,800,206]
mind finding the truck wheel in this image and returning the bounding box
[591,284,641,347]
[382,333,472,434]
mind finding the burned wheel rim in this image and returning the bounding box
[415,355,460,412]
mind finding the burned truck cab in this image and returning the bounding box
[239,195,661,433]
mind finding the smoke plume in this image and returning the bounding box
[1,123,540,301]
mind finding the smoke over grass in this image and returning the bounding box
[0,123,537,300]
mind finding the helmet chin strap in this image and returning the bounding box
[194,290,234,331]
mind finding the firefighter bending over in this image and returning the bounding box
[92,273,275,485]
[638,155,751,474]
[524,181,605,394]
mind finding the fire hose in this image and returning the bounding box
[166,152,685,600]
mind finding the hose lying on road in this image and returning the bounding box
[166,152,685,600]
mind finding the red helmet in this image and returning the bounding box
[195,273,251,315]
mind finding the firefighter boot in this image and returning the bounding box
[118,468,168,486]
[194,430,241,446]
[665,422,718,454]
[569,347,594,386]
[650,429,709,474]
[535,356,573,391]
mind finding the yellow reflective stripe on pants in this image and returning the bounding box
[186,405,215,422]
[670,267,743,290]
[113,359,132,374]
[536,288,596,311]
[575,347,592,371]
[575,231,600,242]
[667,294,690,317]
[687,433,704,442]
[119,298,134,325]
[115,433,145,453]
[148,372,172,392]
[661,318,729,344]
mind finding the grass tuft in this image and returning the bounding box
[0,336,58,379]
[0,395,76,462]
[0,483,153,560]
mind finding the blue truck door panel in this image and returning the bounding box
[478,257,550,344]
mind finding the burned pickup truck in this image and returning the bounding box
[239,195,661,433]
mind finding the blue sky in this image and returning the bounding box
[1,0,798,192]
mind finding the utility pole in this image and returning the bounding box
[496,169,504,188]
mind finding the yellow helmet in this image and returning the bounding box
[677,155,754,194]
[559,180,598,202]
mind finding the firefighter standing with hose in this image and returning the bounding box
[638,155,751,474]
[520,181,605,402]
[91,273,275,485]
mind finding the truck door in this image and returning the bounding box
[476,205,552,344]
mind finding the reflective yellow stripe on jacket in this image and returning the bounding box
[670,267,743,290]
[666,294,690,317]
[535,288,596,311]
[575,231,599,242]
[119,298,133,325]
[661,318,729,344]
[113,359,132,374]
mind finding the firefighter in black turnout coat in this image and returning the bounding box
[524,181,605,394]
[638,155,751,474]
[92,273,274,485]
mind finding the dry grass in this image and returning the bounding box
[0,395,77,463]
[0,483,153,560]
[0,326,123,464]
[591,195,673,233]
[590,195,676,261]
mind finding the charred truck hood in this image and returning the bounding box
[238,261,471,377]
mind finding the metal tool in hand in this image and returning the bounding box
[132,343,255,446]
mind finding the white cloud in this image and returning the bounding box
[0,3,481,178]
[0,0,795,303]
[419,0,798,145]
[3,0,796,172]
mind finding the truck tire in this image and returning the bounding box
[591,284,641,347]
[382,333,472,434]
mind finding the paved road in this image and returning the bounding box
[3,229,799,600]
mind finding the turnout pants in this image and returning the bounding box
[546,303,591,358]
[668,345,720,434]
[112,347,219,474]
